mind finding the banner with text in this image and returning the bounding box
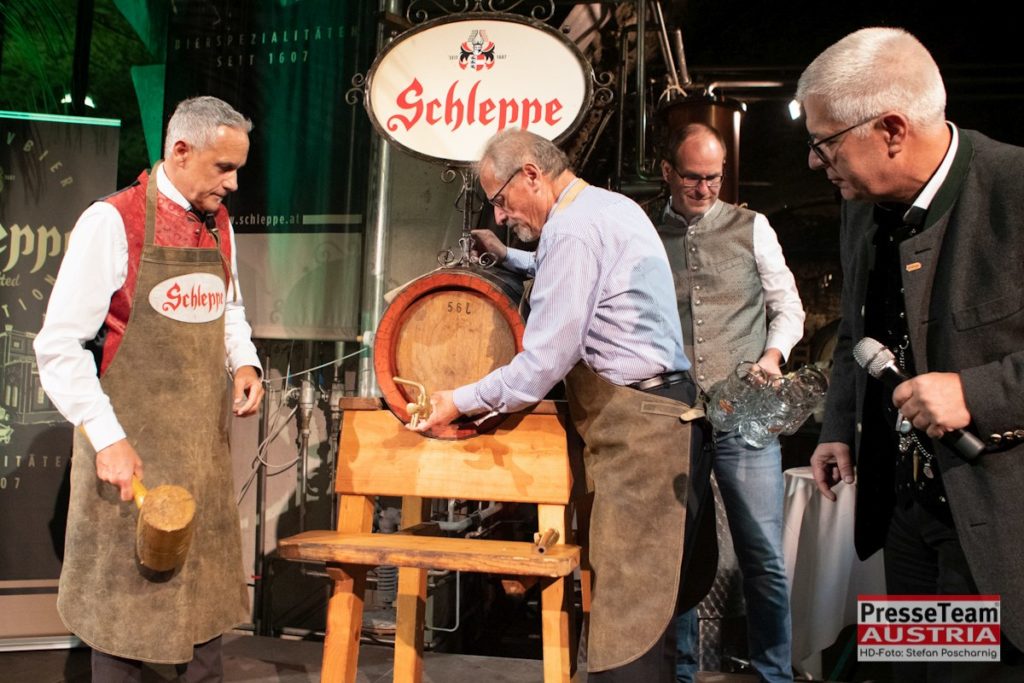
[164,0,374,340]
[0,111,120,638]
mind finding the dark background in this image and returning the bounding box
[3,2,1021,191]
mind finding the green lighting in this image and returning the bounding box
[0,111,121,127]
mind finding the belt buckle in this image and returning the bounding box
[632,374,662,391]
[632,371,685,392]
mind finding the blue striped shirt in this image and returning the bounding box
[453,183,690,415]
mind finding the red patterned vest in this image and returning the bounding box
[97,169,233,375]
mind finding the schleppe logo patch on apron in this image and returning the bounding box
[149,272,226,323]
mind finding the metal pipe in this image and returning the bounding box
[614,25,631,191]
[616,2,659,184]
[447,498,457,524]
[650,1,680,95]
[358,143,389,397]
[252,353,272,636]
[358,0,403,397]
[425,571,462,634]
[436,502,503,533]
[707,80,784,96]
[634,0,651,180]
[297,373,315,532]
[328,343,345,530]
[672,29,691,87]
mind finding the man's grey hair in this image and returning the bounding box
[163,96,253,158]
[477,128,569,181]
[796,27,946,134]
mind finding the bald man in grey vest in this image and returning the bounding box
[657,122,805,683]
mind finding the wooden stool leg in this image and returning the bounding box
[538,502,575,682]
[574,493,594,617]
[323,565,368,683]
[541,575,573,683]
[394,566,427,683]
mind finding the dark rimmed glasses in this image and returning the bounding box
[670,165,724,189]
[486,168,522,209]
[807,113,879,164]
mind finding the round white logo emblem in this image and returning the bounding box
[149,272,226,323]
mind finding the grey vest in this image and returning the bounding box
[658,201,767,394]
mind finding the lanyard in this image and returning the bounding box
[551,178,588,217]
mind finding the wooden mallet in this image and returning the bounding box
[131,477,196,572]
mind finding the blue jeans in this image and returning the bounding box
[675,431,791,683]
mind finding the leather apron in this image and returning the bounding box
[565,363,708,671]
[57,165,249,663]
[541,179,712,670]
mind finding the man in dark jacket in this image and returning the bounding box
[798,27,1024,681]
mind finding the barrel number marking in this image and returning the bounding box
[447,300,472,315]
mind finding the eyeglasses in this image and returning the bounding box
[670,166,724,189]
[807,113,879,164]
[486,168,522,209]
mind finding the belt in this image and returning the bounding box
[630,371,689,392]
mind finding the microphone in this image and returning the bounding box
[187,208,219,241]
[200,212,220,242]
[853,337,985,460]
[190,208,234,296]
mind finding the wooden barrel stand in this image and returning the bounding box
[278,400,583,683]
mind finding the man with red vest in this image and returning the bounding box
[35,96,264,681]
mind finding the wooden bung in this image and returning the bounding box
[132,477,196,572]
[374,266,526,439]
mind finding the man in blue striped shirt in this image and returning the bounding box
[415,129,712,682]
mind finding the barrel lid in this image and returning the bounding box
[374,266,526,439]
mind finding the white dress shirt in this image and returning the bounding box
[34,166,260,452]
[908,123,959,217]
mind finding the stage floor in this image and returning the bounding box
[0,632,555,682]
[0,634,791,682]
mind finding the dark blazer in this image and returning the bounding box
[820,128,1024,646]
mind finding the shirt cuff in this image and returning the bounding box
[229,351,262,376]
[764,337,797,363]
[453,384,484,416]
[82,411,128,453]
[503,248,534,274]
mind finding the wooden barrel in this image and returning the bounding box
[374,266,527,439]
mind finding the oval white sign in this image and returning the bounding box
[366,14,593,164]
[149,272,226,324]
